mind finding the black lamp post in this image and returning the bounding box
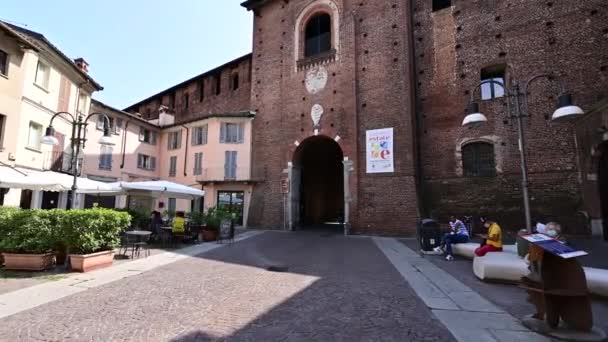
[41,111,114,209]
[462,74,584,233]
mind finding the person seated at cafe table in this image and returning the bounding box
[474,217,503,257]
[172,211,186,234]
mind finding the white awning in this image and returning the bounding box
[14,168,115,193]
[0,166,65,191]
[99,180,205,199]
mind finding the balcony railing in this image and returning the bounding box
[194,167,251,183]
[43,151,83,175]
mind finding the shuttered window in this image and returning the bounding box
[137,154,156,170]
[169,156,177,177]
[220,123,244,144]
[99,146,113,170]
[167,130,182,150]
[224,151,237,180]
[462,142,496,177]
[193,152,203,175]
[192,125,208,146]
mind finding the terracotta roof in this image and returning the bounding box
[1,20,103,91]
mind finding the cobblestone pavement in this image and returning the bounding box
[0,231,454,342]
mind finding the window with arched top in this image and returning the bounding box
[304,13,332,57]
[462,142,496,177]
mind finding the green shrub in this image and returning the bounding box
[115,208,149,229]
[0,208,56,254]
[61,208,131,255]
[204,207,233,231]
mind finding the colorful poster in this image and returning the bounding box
[366,128,394,173]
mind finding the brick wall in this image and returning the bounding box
[247,0,420,235]
[124,56,253,123]
[413,0,608,233]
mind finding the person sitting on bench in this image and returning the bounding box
[434,216,470,261]
[475,217,503,257]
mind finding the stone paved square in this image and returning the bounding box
[0,232,454,342]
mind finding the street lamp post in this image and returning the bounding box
[41,111,115,209]
[462,74,584,233]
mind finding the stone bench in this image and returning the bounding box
[451,242,517,259]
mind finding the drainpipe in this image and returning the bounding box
[120,120,129,169]
[182,125,189,176]
[407,0,427,219]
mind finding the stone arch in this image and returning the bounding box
[291,135,345,227]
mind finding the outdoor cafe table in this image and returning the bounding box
[124,230,152,258]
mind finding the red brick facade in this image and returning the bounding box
[413,0,608,233]
[242,0,420,235]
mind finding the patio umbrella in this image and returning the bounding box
[100,180,205,199]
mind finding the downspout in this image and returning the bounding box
[120,120,130,169]
[182,125,189,176]
[407,0,427,218]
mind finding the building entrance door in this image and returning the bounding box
[217,191,244,225]
[292,136,344,228]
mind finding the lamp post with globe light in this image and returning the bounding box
[41,111,114,209]
[462,74,584,233]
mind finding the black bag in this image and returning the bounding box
[480,239,487,247]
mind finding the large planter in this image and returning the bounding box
[202,229,218,242]
[69,250,114,273]
[2,252,55,271]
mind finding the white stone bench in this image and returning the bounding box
[451,242,517,259]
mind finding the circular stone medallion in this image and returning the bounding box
[305,67,328,95]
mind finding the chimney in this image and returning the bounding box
[74,57,89,73]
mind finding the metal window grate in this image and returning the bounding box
[462,142,496,177]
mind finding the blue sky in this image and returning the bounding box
[1,1,253,109]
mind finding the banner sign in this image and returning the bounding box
[521,234,588,259]
[366,128,394,173]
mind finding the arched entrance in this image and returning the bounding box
[599,142,608,240]
[292,136,344,229]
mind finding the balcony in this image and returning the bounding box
[194,167,252,184]
[43,151,83,176]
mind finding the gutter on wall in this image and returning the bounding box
[120,120,129,169]
[407,0,427,219]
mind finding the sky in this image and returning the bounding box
[1,1,253,109]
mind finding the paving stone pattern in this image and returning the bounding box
[0,232,454,341]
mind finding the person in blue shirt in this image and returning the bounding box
[434,216,470,261]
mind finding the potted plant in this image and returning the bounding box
[189,211,206,241]
[0,208,56,271]
[64,208,131,272]
[202,207,232,242]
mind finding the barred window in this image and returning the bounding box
[462,142,496,177]
[305,13,331,57]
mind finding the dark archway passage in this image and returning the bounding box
[293,136,344,227]
[599,143,608,241]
